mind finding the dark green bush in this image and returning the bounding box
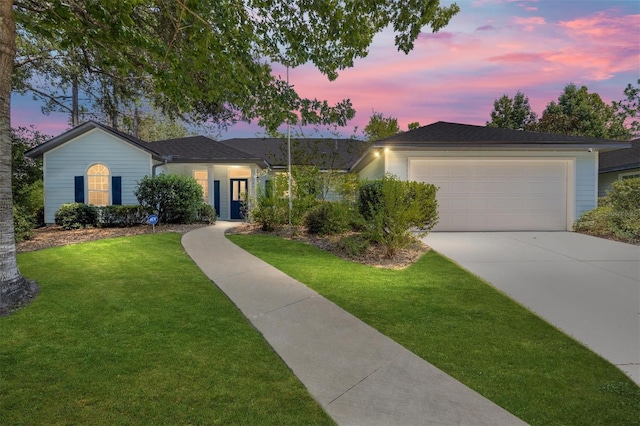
[197,203,217,224]
[13,206,34,242]
[304,201,360,235]
[97,205,149,227]
[55,203,98,230]
[250,186,289,231]
[337,234,370,257]
[135,174,204,224]
[574,177,640,244]
[358,175,438,258]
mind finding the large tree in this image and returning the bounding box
[613,80,640,138]
[534,83,631,140]
[486,91,537,130]
[0,0,460,313]
[363,111,401,141]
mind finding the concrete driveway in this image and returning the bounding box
[422,232,640,384]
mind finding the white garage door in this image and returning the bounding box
[409,159,568,231]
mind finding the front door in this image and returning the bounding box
[230,179,248,220]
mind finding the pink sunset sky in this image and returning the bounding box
[10,0,640,140]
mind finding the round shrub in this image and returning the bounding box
[55,203,98,230]
[135,174,204,224]
[197,203,217,224]
[304,201,357,235]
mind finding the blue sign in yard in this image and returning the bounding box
[147,214,159,225]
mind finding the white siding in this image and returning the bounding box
[381,150,598,228]
[43,128,152,223]
[358,156,385,180]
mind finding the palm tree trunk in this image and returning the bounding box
[0,0,38,315]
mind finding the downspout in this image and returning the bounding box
[152,155,172,177]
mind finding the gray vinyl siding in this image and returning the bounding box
[43,128,152,223]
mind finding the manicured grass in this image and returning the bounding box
[4,234,333,425]
[228,234,640,426]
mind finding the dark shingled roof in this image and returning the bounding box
[374,121,630,148]
[219,138,368,169]
[149,136,266,165]
[598,139,640,173]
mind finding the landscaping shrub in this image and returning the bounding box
[13,206,34,242]
[197,203,217,224]
[607,177,640,211]
[135,174,204,224]
[337,233,370,257]
[249,185,289,231]
[574,177,640,244]
[55,203,98,230]
[97,205,149,227]
[304,201,357,235]
[358,175,438,258]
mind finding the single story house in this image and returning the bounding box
[25,120,365,223]
[597,138,640,197]
[27,120,629,231]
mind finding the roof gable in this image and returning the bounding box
[25,120,161,160]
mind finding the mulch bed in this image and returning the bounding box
[17,222,429,269]
[16,224,208,253]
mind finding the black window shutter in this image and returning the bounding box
[74,176,84,203]
[112,176,122,205]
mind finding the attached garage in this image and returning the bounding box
[351,122,630,232]
[409,158,569,231]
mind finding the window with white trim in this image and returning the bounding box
[87,163,110,206]
[620,171,640,180]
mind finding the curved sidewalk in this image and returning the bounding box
[182,223,526,426]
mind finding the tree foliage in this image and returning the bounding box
[613,80,640,138]
[535,84,630,140]
[486,91,537,130]
[363,111,400,141]
[12,127,45,241]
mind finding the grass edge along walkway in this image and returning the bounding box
[228,233,640,426]
[5,233,334,425]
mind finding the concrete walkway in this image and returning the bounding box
[423,232,640,385]
[182,222,526,426]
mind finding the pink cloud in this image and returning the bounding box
[511,16,546,31]
[488,52,547,63]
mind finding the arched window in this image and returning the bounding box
[87,164,110,206]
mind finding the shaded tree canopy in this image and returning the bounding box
[613,79,640,138]
[535,83,631,140]
[364,111,400,141]
[12,0,460,133]
[486,91,537,130]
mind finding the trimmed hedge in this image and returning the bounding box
[97,205,150,227]
[55,203,98,230]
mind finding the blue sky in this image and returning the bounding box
[11,0,640,139]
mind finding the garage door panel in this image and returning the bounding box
[409,159,568,231]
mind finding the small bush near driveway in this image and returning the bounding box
[575,177,640,244]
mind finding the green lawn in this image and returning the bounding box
[4,234,333,425]
[228,234,640,426]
